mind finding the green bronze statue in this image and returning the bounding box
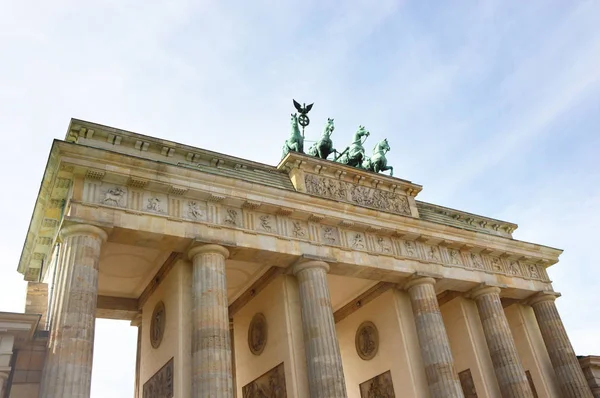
[335,125,370,167]
[307,118,336,159]
[281,113,304,159]
[362,138,393,176]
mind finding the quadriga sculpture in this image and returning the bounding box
[362,138,393,176]
[281,113,304,159]
[335,125,370,167]
[307,118,336,159]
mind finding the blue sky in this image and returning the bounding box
[1,1,599,396]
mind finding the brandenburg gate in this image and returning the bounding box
[6,111,598,397]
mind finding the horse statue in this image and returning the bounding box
[281,113,304,159]
[335,125,370,167]
[362,138,393,176]
[307,118,336,159]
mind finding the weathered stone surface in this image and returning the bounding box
[24,282,48,328]
[529,293,593,398]
[188,244,234,398]
[405,276,464,398]
[470,286,533,398]
[292,260,347,398]
[40,224,107,398]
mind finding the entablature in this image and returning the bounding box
[19,135,562,284]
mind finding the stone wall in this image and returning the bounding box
[232,275,308,398]
[440,297,501,397]
[139,259,191,398]
[336,290,428,398]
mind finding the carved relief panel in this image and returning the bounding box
[424,244,441,263]
[288,219,308,239]
[150,301,166,349]
[143,357,173,398]
[355,321,378,360]
[347,231,367,250]
[304,173,412,217]
[143,192,168,214]
[248,313,267,355]
[319,225,340,245]
[186,200,207,221]
[242,362,286,398]
[373,235,394,254]
[221,207,241,227]
[400,240,420,258]
[255,213,276,234]
[359,370,395,398]
[96,184,128,208]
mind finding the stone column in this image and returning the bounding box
[40,224,107,398]
[0,372,8,398]
[529,292,593,398]
[292,260,347,398]
[404,276,464,398]
[470,285,532,398]
[188,244,234,398]
[131,314,142,398]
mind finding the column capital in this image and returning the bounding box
[291,260,330,276]
[468,284,501,300]
[404,275,436,291]
[59,223,108,242]
[188,244,230,260]
[527,291,561,306]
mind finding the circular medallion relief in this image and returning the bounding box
[248,313,268,355]
[150,301,166,349]
[355,321,378,360]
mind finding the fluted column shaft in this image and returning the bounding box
[529,293,593,398]
[471,286,533,398]
[132,314,142,398]
[188,244,233,398]
[40,224,107,398]
[0,372,8,398]
[292,261,347,398]
[405,277,464,398]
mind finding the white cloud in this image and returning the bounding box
[0,1,598,396]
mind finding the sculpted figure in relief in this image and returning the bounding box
[292,221,306,237]
[377,237,392,253]
[225,209,238,226]
[103,187,125,207]
[529,264,540,278]
[403,241,416,257]
[259,215,273,232]
[448,249,461,265]
[147,197,162,212]
[508,261,520,275]
[188,201,204,219]
[352,234,365,249]
[470,253,484,269]
[322,227,337,244]
[491,257,503,272]
[427,246,439,262]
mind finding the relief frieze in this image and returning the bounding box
[304,174,411,216]
[82,182,549,283]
